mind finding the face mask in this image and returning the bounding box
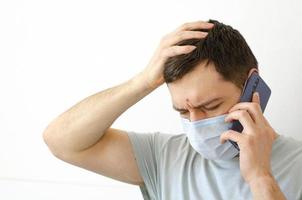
[181,114,239,160]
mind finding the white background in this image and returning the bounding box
[1,0,302,199]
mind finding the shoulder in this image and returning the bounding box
[272,134,302,168]
[127,131,189,151]
[272,135,302,197]
[127,131,192,160]
[273,134,302,153]
[153,132,188,150]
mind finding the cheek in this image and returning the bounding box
[225,92,242,111]
[216,92,242,115]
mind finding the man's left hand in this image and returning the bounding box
[220,92,277,185]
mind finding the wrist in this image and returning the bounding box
[248,173,275,187]
[133,71,163,91]
[129,72,159,95]
[245,168,273,185]
[248,173,286,200]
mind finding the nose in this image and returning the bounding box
[185,100,207,122]
[189,110,207,122]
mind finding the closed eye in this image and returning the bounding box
[204,103,222,111]
[179,103,222,114]
[180,111,188,115]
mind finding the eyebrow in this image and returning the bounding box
[172,97,222,112]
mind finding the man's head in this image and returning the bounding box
[164,19,258,121]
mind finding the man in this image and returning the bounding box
[43,19,302,199]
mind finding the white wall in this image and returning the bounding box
[1,0,301,199]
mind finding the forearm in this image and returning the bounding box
[43,72,156,153]
[249,174,286,200]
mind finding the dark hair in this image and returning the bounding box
[163,19,258,89]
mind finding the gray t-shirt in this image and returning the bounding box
[127,131,302,200]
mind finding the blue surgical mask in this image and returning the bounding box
[181,114,239,160]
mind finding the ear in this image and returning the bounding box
[240,67,259,95]
[247,67,259,79]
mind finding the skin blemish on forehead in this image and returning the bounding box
[168,61,244,117]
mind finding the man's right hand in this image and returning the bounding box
[43,20,214,187]
[139,20,214,90]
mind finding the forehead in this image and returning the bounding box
[167,61,236,108]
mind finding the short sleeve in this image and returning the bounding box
[127,131,174,200]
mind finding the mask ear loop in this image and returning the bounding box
[185,99,195,122]
[240,68,259,96]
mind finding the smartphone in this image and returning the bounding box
[229,72,271,150]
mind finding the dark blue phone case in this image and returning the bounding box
[229,72,271,150]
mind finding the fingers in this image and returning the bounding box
[175,20,214,32]
[161,45,197,58]
[228,92,263,123]
[164,31,208,47]
[225,109,255,133]
[252,92,260,104]
[220,130,242,144]
[159,20,214,58]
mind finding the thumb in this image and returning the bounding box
[252,92,260,104]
